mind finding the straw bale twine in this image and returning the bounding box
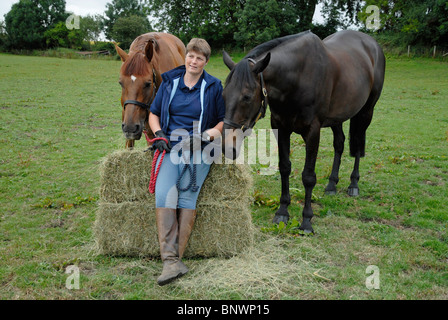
[94,149,254,258]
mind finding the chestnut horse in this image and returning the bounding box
[114,32,185,148]
[222,30,385,233]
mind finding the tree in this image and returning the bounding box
[102,0,150,40]
[44,21,70,48]
[0,20,7,50]
[44,21,86,49]
[35,0,67,27]
[110,15,152,49]
[234,0,283,48]
[323,0,363,25]
[81,15,103,43]
[210,0,246,48]
[146,0,447,50]
[358,0,448,46]
[4,0,67,50]
[233,0,324,48]
[284,0,319,31]
[394,0,448,46]
[147,0,318,48]
[147,0,215,44]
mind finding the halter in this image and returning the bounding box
[223,58,269,131]
[123,69,157,111]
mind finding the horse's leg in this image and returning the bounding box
[348,99,376,196]
[348,155,361,196]
[325,124,345,195]
[300,122,321,233]
[272,128,292,224]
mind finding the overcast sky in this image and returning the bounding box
[0,0,110,19]
[1,0,325,24]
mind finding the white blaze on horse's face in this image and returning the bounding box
[131,75,137,82]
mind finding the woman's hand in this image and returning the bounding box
[152,130,172,152]
[203,122,224,142]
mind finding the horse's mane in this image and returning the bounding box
[122,52,151,76]
[247,30,311,59]
[122,37,160,77]
[225,59,256,89]
[226,31,311,88]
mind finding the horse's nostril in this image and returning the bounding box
[122,123,142,134]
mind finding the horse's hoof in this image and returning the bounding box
[347,187,359,197]
[299,228,314,235]
[272,214,289,225]
[325,189,337,196]
[299,221,314,235]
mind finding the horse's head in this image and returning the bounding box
[222,51,271,160]
[115,40,157,143]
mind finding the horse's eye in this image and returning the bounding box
[242,95,251,102]
[144,82,151,88]
[118,81,123,87]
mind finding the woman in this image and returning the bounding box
[148,38,225,285]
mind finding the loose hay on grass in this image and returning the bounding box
[94,149,255,258]
[175,231,325,299]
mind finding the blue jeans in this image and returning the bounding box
[154,150,211,209]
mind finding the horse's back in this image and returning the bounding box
[320,31,385,124]
[324,30,385,84]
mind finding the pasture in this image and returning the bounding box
[0,52,447,300]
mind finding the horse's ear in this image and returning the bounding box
[252,52,271,74]
[114,42,128,62]
[223,50,236,70]
[145,40,154,62]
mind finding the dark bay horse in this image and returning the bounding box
[222,30,385,233]
[114,32,185,148]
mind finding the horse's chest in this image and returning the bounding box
[270,100,313,133]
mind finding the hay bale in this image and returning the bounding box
[187,203,255,257]
[94,149,254,258]
[94,201,159,257]
[99,150,153,203]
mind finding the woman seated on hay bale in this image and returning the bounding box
[148,38,225,285]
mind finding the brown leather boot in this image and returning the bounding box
[177,208,197,259]
[155,208,188,286]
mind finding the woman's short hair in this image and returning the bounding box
[186,38,211,61]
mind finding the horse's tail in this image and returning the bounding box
[349,91,380,158]
[350,47,385,158]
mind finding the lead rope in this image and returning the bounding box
[144,131,168,194]
[144,131,199,194]
[176,150,199,193]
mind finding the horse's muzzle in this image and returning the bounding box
[122,123,143,140]
[222,127,241,160]
[222,143,238,160]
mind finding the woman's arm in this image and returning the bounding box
[204,121,223,142]
[148,112,171,151]
[149,112,162,133]
[203,80,226,142]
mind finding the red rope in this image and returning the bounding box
[144,131,168,194]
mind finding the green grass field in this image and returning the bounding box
[0,52,447,300]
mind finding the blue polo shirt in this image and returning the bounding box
[150,65,225,148]
[166,72,203,145]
